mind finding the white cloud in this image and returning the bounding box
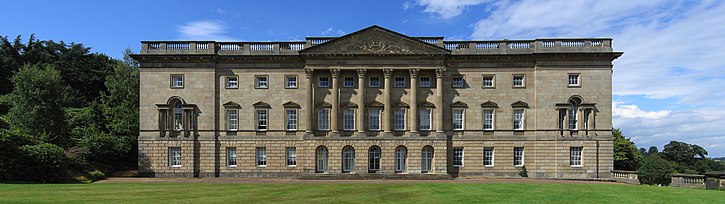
[461,0,725,156]
[321,27,346,36]
[402,1,413,11]
[176,20,238,41]
[613,102,670,119]
[216,8,226,15]
[415,0,487,19]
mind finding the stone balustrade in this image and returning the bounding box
[140,37,612,55]
[670,173,706,188]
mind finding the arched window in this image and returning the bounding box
[342,146,355,173]
[316,146,328,172]
[421,146,433,173]
[395,146,407,172]
[569,98,580,130]
[174,100,184,131]
[368,146,381,172]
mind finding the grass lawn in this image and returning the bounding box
[0,181,723,203]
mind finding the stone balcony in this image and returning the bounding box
[139,37,613,55]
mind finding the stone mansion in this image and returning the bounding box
[131,26,622,178]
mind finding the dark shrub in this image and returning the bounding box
[0,129,38,181]
[638,155,673,186]
[78,132,132,164]
[519,165,528,177]
[19,143,68,182]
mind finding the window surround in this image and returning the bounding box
[421,146,433,173]
[419,108,433,131]
[483,109,495,131]
[394,108,406,131]
[226,109,238,131]
[482,74,495,89]
[316,146,328,173]
[318,108,330,131]
[227,147,237,167]
[285,75,298,89]
[285,109,298,131]
[453,147,464,167]
[369,76,381,87]
[513,108,525,131]
[419,76,432,88]
[226,75,239,89]
[484,147,494,167]
[368,146,381,173]
[343,76,355,88]
[255,75,269,89]
[514,147,524,167]
[394,76,406,88]
[170,74,184,89]
[342,146,355,173]
[343,108,356,131]
[452,75,465,88]
[255,109,268,131]
[452,108,465,131]
[286,147,297,167]
[395,146,407,173]
[568,73,581,87]
[369,108,382,131]
[570,147,583,167]
[318,76,330,88]
[256,147,267,167]
[168,147,182,167]
[512,74,525,88]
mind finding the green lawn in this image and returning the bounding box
[0,182,722,203]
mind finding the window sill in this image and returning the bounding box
[285,86,298,89]
[568,85,581,88]
[225,87,239,89]
[170,86,184,89]
[482,86,496,89]
[512,86,526,89]
[286,165,297,168]
[257,165,267,168]
[571,165,583,168]
[227,165,237,168]
[515,165,524,168]
[170,165,182,168]
[484,165,494,168]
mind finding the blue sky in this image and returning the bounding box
[2,0,724,156]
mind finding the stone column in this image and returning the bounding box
[330,68,340,133]
[357,68,367,133]
[435,68,445,133]
[305,68,314,133]
[383,68,393,133]
[409,69,419,133]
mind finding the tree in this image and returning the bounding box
[613,129,642,170]
[8,64,69,147]
[638,155,673,186]
[100,48,139,136]
[647,146,659,156]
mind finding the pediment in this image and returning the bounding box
[367,101,384,107]
[253,101,271,109]
[450,101,468,108]
[481,101,499,109]
[341,101,358,108]
[300,25,450,56]
[223,101,242,109]
[317,101,332,108]
[395,101,410,108]
[283,101,301,109]
[419,101,436,108]
[511,101,529,108]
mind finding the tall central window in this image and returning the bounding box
[174,101,183,131]
[343,109,355,130]
[569,100,579,130]
[513,109,524,130]
[453,109,464,130]
[286,109,297,131]
[420,109,432,130]
[483,109,494,130]
[368,146,381,172]
[256,109,268,131]
[394,109,405,130]
[369,108,381,130]
[342,146,355,172]
[318,109,330,130]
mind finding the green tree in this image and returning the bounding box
[613,129,642,170]
[638,155,673,186]
[8,64,69,147]
[100,48,139,136]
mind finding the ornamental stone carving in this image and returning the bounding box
[346,38,414,54]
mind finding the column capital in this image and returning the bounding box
[330,68,341,78]
[383,68,394,79]
[409,68,420,78]
[435,67,446,78]
[304,68,315,78]
[356,68,367,77]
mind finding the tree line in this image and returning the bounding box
[0,35,138,182]
[613,129,725,185]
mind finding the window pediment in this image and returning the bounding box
[317,101,332,108]
[480,101,499,109]
[511,101,529,108]
[450,101,468,108]
[367,101,384,107]
[419,101,436,108]
[395,101,410,108]
[341,101,358,108]
[223,101,242,109]
[283,101,301,109]
[253,101,271,109]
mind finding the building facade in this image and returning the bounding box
[131,26,622,178]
